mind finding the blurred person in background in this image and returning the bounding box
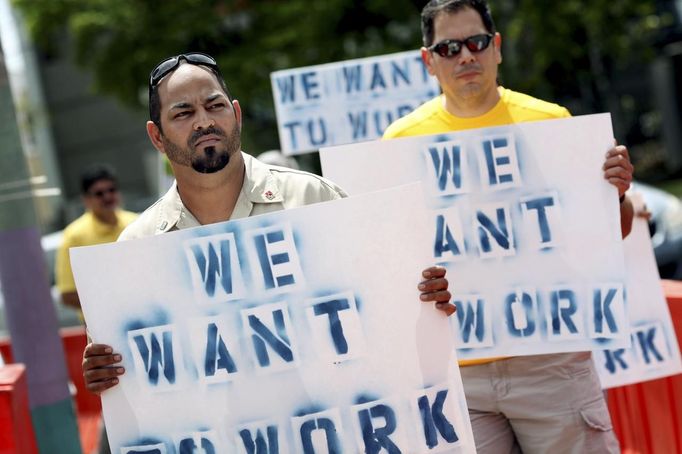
[257,149,300,169]
[384,0,634,452]
[56,164,137,314]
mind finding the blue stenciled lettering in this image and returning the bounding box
[348,111,367,140]
[358,404,402,454]
[369,63,387,90]
[390,60,410,87]
[190,240,233,298]
[636,327,664,364]
[300,418,341,454]
[238,426,279,454]
[373,110,394,136]
[593,288,619,335]
[454,298,486,345]
[275,75,296,104]
[178,437,215,454]
[283,121,301,150]
[418,390,458,449]
[132,329,176,386]
[481,137,520,189]
[427,144,463,193]
[349,106,415,140]
[603,349,628,373]
[522,196,555,245]
[301,72,321,100]
[550,289,578,335]
[252,227,301,290]
[414,56,429,82]
[342,65,362,93]
[248,309,294,367]
[358,404,401,454]
[397,104,412,118]
[308,118,327,146]
[504,292,536,337]
[434,214,463,258]
[204,322,237,377]
[313,299,351,355]
[282,119,327,150]
[476,207,511,252]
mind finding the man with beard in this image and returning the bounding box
[82,53,454,398]
[383,1,632,452]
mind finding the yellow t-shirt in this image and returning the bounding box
[56,210,138,294]
[383,86,571,365]
[384,86,570,139]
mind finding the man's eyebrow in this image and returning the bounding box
[169,102,192,110]
[205,93,225,103]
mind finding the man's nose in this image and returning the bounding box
[193,110,215,130]
[458,46,477,64]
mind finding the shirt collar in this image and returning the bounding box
[153,152,283,231]
[153,181,187,234]
[244,152,285,203]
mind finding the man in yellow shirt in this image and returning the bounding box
[56,165,137,312]
[384,1,633,452]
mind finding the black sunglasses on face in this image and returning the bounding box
[149,52,220,88]
[428,34,494,58]
[89,187,118,198]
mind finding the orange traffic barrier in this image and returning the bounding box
[59,326,102,416]
[0,364,38,454]
[0,327,102,453]
[607,279,682,453]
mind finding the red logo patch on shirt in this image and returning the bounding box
[264,190,275,200]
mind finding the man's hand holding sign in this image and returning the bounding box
[603,143,635,237]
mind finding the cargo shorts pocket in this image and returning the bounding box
[579,401,619,453]
[580,402,613,432]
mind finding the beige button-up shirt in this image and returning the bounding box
[119,152,346,241]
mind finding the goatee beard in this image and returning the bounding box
[191,145,230,174]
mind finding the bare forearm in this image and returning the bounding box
[61,291,81,309]
[620,195,634,239]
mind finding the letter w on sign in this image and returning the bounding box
[184,232,246,303]
[128,325,181,391]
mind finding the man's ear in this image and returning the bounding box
[232,99,243,132]
[421,47,436,76]
[494,32,502,64]
[146,121,166,153]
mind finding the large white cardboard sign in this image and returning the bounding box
[594,193,682,388]
[71,185,475,453]
[270,50,439,155]
[321,114,630,360]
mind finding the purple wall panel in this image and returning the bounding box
[0,227,70,407]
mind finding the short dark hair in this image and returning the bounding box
[421,0,496,47]
[81,164,118,194]
[148,56,233,133]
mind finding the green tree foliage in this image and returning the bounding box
[13,0,425,152]
[13,0,667,153]
[494,0,666,113]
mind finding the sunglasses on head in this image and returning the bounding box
[89,187,118,198]
[428,33,494,58]
[149,52,220,89]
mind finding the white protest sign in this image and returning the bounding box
[593,193,682,388]
[270,50,439,155]
[71,184,475,453]
[321,114,630,360]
